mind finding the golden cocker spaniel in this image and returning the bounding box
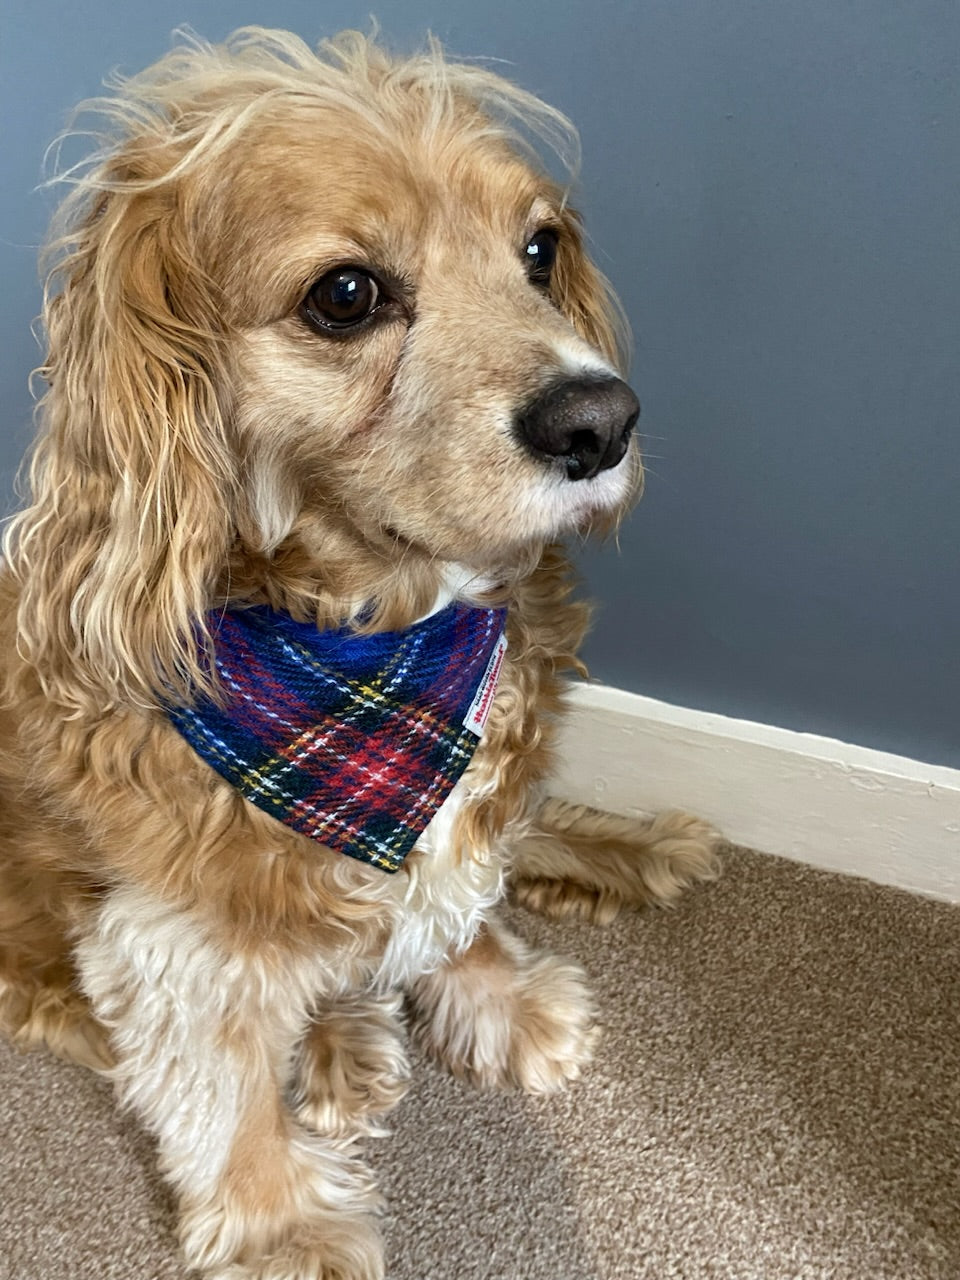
[0,29,718,1280]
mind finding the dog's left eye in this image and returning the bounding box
[302,268,384,333]
[524,229,559,290]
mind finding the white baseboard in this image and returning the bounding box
[552,682,960,902]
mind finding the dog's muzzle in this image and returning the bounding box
[514,376,640,481]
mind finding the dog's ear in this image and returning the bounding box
[553,207,631,375]
[7,171,237,713]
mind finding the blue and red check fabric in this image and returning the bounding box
[167,603,507,873]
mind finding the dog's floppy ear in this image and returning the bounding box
[553,207,631,375]
[6,170,236,713]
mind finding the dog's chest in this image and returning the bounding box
[368,770,515,989]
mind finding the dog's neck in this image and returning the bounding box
[220,525,536,636]
[413,564,502,624]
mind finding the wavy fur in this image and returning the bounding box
[0,29,717,1280]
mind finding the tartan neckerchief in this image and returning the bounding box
[167,602,508,873]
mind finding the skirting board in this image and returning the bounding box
[551,682,960,902]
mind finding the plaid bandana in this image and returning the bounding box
[167,602,508,873]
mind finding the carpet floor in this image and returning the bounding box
[2,846,958,1280]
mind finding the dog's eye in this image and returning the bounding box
[524,229,559,290]
[302,268,382,332]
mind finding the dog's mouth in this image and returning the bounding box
[548,443,641,530]
[351,396,640,571]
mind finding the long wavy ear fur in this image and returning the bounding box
[4,145,237,714]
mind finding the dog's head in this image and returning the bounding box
[7,29,642,710]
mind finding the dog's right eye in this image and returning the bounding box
[302,268,383,333]
[524,228,559,290]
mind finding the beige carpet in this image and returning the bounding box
[2,847,959,1280]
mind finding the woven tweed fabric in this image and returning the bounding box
[167,603,507,873]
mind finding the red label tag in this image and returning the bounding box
[462,632,507,737]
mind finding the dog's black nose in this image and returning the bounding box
[514,376,640,481]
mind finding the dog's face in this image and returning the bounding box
[191,94,641,566]
[15,36,642,709]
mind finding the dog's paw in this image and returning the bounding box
[511,802,723,923]
[624,809,724,901]
[203,1222,384,1280]
[181,1121,384,1280]
[293,995,411,1137]
[1,976,116,1072]
[411,925,598,1094]
[490,951,599,1094]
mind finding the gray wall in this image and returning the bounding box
[3,1,959,767]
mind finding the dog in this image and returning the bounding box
[0,28,719,1280]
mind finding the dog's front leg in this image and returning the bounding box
[408,918,597,1093]
[77,885,384,1280]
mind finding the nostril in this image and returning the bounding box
[568,427,601,460]
[564,428,610,482]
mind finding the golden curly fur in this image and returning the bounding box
[0,28,719,1280]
